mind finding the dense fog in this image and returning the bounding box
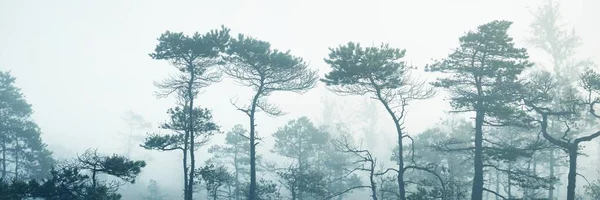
[1,0,599,199]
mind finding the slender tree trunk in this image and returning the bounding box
[182,148,189,200]
[186,63,196,200]
[472,110,485,200]
[379,98,405,200]
[228,184,233,200]
[369,160,378,200]
[495,169,500,200]
[234,146,240,200]
[188,91,196,200]
[507,165,512,199]
[484,172,489,200]
[549,149,555,200]
[14,140,19,180]
[1,140,6,180]
[248,87,262,200]
[566,145,577,200]
[92,166,97,189]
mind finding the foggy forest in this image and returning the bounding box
[1,0,600,199]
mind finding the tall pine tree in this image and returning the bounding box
[426,21,533,200]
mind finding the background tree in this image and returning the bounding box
[0,71,54,181]
[331,134,379,200]
[223,33,318,200]
[404,118,473,200]
[271,117,329,199]
[143,179,166,200]
[121,111,152,159]
[141,106,220,198]
[426,20,533,200]
[75,148,146,193]
[197,164,233,200]
[527,1,596,198]
[149,26,230,200]
[206,124,258,200]
[322,42,435,200]
[320,124,363,200]
[523,69,600,200]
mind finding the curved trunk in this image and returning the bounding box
[375,89,405,200]
[248,86,262,200]
[369,159,378,200]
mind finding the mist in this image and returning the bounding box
[1,0,599,199]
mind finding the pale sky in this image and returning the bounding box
[1,0,598,195]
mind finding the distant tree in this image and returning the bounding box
[426,20,533,200]
[75,148,146,192]
[0,158,143,200]
[144,179,166,200]
[0,71,54,181]
[320,125,363,200]
[271,117,330,199]
[141,106,220,197]
[149,26,230,200]
[223,34,318,199]
[527,1,596,198]
[404,118,473,200]
[197,164,233,200]
[121,111,152,158]
[207,125,266,200]
[322,42,435,200]
[332,134,380,200]
[523,69,600,200]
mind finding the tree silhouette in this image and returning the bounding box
[223,34,317,200]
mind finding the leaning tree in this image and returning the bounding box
[222,34,317,200]
[523,69,600,200]
[321,42,434,200]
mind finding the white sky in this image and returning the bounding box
[1,0,598,194]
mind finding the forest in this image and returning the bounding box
[1,0,599,200]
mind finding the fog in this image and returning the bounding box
[1,0,599,199]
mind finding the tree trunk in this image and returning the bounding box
[379,98,405,200]
[248,88,262,200]
[566,146,577,200]
[92,166,97,189]
[471,110,485,200]
[495,169,500,200]
[14,140,19,180]
[234,146,240,200]
[507,165,512,199]
[548,149,555,199]
[182,148,189,200]
[1,140,6,180]
[369,160,378,200]
[186,63,196,200]
[188,92,196,200]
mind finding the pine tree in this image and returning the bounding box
[0,71,54,181]
[426,20,533,200]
